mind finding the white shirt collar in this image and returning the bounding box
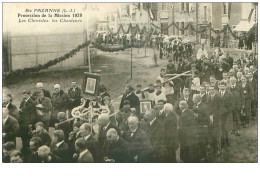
[103,122,110,130]
[3,116,9,124]
[182,108,188,113]
[84,134,91,141]
[79,149,89,159]
[200,93,205,97]
[150,117,156,126]
[56,140,64,148]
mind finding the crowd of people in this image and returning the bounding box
[2,44,258,163]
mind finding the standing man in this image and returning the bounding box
[144,109,165,163]
[97,114,121,149]
[35,90,52,131]
[163,103,179,163]
[36,82,51,99]
[3,108,19,145]
[123,116,152,163]
[229,77,245,136]
[119,85,140,115]
[68,81,81,110]
[103,128,130,163]
[178,101,198,162]
[218,82,234,150]
[192,94,210,162]
[19,90,36,154]
[51,84,70,126]
[74,138,94,163]
[208,85,223,156]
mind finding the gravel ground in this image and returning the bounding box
[4,45,257,163]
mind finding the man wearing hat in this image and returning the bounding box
[19,90,36,154]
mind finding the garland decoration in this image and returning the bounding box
[4,41,92,80]
[91,41,145,52]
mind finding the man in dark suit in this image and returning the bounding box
[155,100,166,125]
[116,100,132,132]
[175,88,194,116]
[19,90,36,154]
[199,85,209,105]
[3,93,19,120]
[35,90,53,131]
[68,81,81,110]
[74,138,94,163]
[103,128,130,163]
[55,112,72,142]
[119,85,140,115]
[79,123,100,162]
[35,145,61,163]
[122,116,152,163]
[50,130,71,163]
[161,103,179,163]
[193,94,210,162]
[230,77,245,136]
[178,101,198,163]
[26,137,42,163]
[218,82,234,150]
[247,72,257,118]
[97,114,121,149]
[225,53,233,68]
[144,109,165,163]
[208,85,223,156]
[241,75,254,127]
[3,108,19,145]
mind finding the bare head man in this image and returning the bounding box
[144,109,156,122]
[106,128,118,143]
[164,103,174,115]
[179,100,188,112]
[193,94,202,105]
[79,123,92,137]
[97,114,110,127]
[127,116,139,132]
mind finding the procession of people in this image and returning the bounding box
[2,42,258,163]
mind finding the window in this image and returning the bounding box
[186,3,189,13]
[162,3,167,11]
[181,3,185,11]
[204,6,207,21]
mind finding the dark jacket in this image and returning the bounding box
[163,112,179,150]
[98,123,121,149]
[50,141,71,163]
[193,102,210,127]
[68,87,81,109]
[175,96,194,116]
[230,84,245,111]
[122,127,152,162]
[147,118,165,162]
[7,103,19,120]
[3,115,19,143]
[32,129,52,147]
[35,96,52,122]
[51,90,70,112]
[103,137,130,163]
[19,97,36,126]
[85,134,100,163]
[77,150,94,163]
[119,92,140,114]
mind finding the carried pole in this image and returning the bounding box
[131,45,133,79]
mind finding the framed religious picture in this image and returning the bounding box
[140,100,152,114]
[82,72,101,96]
